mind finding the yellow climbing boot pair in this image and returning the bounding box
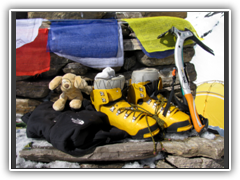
[90,67,192,140]
[90,74,160,140]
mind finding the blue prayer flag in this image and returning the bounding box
[47,19,119,58]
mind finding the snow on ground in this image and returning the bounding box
[16,128,81,168]
[186,12,225,84]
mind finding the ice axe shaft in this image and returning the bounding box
[158,27,214,134]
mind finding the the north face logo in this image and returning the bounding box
[71,118,84,125]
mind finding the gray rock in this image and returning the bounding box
[123,39,142,51]
[80,162,124,169]
[117,12,187,19]
[155,160,175,168]
[161,136,224,159]
[62,62,89,75]
[116,12,143,19]
[16,80,50,99]
[28,12,106,19]
[19,141,162,163]
[41,53,69,78]
[142,12,187,19]
[123,56,137,71]
[121,24,131,38]
[157,62,197,87]
[166,155,224,168]
[16,98,42,115]
[16,76,32,81]
[136,46,195,66]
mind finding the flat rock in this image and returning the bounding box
[16,98,42,115]
[16,80,50,99]
[19,141,162,163]
[136,46,195,66]
[28,12,106,19]
[116,12,143,19]
[142,12,187,19]
[161,136,224,159]
[123,39,142,51]
[80,162,125,169]
[16,76,32,81]
[166,155,224,168]
[155,160,175,168]
[116,12,187,19]
[62,62,89,75]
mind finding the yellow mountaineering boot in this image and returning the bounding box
[90,73,161,140]
[127,68,193,133]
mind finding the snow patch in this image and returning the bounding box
[16,128,80,168]
[200,131,216,140]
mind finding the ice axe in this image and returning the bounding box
[157,26,214,134]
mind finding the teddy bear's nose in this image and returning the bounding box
[64,84,69,88]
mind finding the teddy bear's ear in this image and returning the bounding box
[49,76,62,90]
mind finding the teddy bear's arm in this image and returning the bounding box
[81,86,93,95]
[49,76,62,90]
[74,76,93,95]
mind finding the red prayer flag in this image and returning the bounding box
[16,28,50,76]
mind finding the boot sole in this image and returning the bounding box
[164,120,193,133]
[131,122,160,140]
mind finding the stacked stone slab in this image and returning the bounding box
[19,135,224,168]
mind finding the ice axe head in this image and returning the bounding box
[157,26,215,56]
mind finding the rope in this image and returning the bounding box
[118,103,165,155]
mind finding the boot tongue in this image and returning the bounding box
[94,67,125,90]
[131,68,160,84]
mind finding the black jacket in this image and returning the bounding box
[22,100,129,156]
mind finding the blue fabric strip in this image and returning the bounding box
[47,19,119,58]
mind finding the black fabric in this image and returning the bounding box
[22,100,129,157]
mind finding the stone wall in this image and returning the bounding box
[16,11,197,115]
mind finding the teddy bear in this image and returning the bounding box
[49,73,93,111]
